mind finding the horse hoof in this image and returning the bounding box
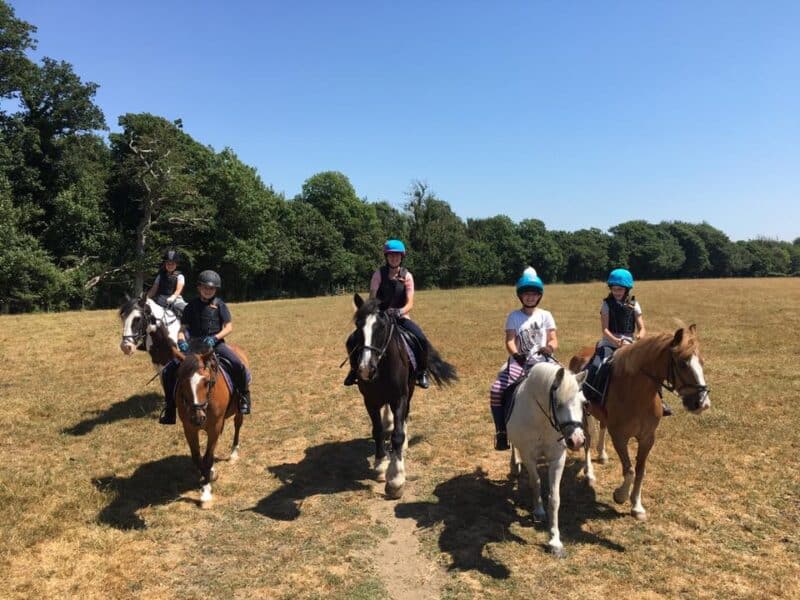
[597,455,608,465]
[229,450,239,462]
[532,509,547,523]
[210,469,219,482]
[549,546,567,559]
[385,483,404,500]
[632,510,647,521]
[585,475,596,487]
[613,489,627,504]
[375,471,387,482]
[200,500,213,510]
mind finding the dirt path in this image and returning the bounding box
[360,482,450,600]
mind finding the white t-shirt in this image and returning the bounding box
[599,299,642,346]
[505,308,557,364]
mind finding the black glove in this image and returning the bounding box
[512,352,527,365]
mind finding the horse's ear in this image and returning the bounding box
[574,369,588,385]
[553,367,565,390]
[353,293,364,309]
[671,327,685,347]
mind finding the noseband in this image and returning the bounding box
[188,355,218,413]
[536,378,583,442]
[647,353,710,400]
[360,316,396,367]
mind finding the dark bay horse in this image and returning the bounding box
[351,294,457,499]
[119,295,180,366]
[570,325,710,519]
[164,334,247,508]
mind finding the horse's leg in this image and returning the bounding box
[200,424,223,509]
[583,412,596,484]
[385,398,407,500]
[546,450,568,558]
[367,401,389,481]
[611,430,635,506]
[597,424,609,464]
[230,410,243,462]
[629,433,655,520]
[183,423,203,475]
[526,451,546,524]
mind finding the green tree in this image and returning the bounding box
[405,182,469,288]
[555,228,611,282]
[0,0,36,100]
[517,219,565,283]
[467,215,525,283]
[610,220,685,279]
[661,221,710,278]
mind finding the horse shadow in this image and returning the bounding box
[395,461,624,579]
[252,435,424,521]
[91,455,198,530]
[62,392,161,436]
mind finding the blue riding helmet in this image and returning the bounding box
[383,239,406,256]
[516,267,544,295]
[607,268,634,289]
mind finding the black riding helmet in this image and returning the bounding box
[197,270,222,289]
[163,248,180,263]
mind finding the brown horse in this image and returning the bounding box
[166,334,248,508]
[570,325,710,519]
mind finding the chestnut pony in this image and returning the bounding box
[570,325,710,520]
[158,329,248,508]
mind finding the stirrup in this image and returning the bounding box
[661,401,673,417]
[494,431,509,451]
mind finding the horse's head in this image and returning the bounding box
[352,293,394,382]
[550,366,587,450]
[668,324,710,414]
[119,294,149,355]
[176,345,217,427]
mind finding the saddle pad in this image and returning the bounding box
[399,334,418,372]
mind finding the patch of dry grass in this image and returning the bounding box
[1,279,798,599]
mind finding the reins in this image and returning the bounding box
[644,353,710,400]
[534,370,584,442]
[341,315,397,369]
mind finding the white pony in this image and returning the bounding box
[507,361,587,558]
[119,296,181,364]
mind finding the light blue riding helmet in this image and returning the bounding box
[516,267,544,295]
[383,239,406,256]
[607,268,634,289]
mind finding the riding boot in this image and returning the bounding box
[661,400,673,417]
[159,363,177,425]
[239,390,251,415]
[491,405,510,451]
[159,396,176,425]
[343,369,358,386]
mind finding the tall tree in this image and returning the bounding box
[467,215,526,284]
[0,0,36,101]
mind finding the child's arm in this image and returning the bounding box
[635,314,646,339]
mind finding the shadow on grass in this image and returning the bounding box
[252,435,425,521]
[395,461,624,579]
[92,455,197,530]
[62,392,161,436]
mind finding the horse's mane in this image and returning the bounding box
[354,297,382,323]
[614,326,699,376]
[119,297,140,317]
[177,353,201,380]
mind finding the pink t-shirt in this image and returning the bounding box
[369,269,415,315]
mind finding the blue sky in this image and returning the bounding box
[10,1,799,241]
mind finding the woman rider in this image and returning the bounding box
[344,239,430,388]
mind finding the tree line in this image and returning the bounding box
[1,2,798,313]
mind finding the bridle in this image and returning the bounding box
[646,352,710,400]
[121,300,180,349]
[352,313,396,375]
[535,376,584,442]
[185,354,218,414]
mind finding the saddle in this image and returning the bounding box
[396,324,423,373]
[583,345,615,407]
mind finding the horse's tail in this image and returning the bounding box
[427,344,458,387]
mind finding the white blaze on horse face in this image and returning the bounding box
[689,354,711,410]
[190,372,205,407]
[358,314,378,374]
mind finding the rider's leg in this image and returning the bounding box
[159,360,179,424]
[489,360,524,450]
[215,343,251,414]
[398,318,429,388]
[344,330,359,386]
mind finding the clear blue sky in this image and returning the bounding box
[11,0,800,241]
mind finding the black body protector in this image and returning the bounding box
[604,294,636,337]
[186,297,223,339]
[376,265,408,309]
[156,268,181,297]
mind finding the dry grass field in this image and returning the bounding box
[1,278,798,599]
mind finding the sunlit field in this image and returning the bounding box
[1,278,798,599]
